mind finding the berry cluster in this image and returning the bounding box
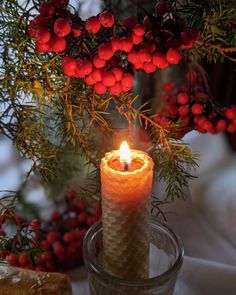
[155,72,236,137]
[28,1,199,96]
[0,191,101,272]
[28,0,74,53]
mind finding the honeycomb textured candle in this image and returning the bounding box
[100,149,154,279]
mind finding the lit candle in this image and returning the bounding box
[100,141,154,279]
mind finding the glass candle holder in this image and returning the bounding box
[83,217,184,295]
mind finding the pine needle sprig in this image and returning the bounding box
[112,93,198,200]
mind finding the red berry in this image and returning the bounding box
[99,11,114,28]
[39,3,55,17]
[110,82,122,95]
[49,0,69,10]
[181,31,194,48]
[92,68,103,82]
[120,37,133,52]
[203,120,214,132]
[19,252,29,267]
[128,50,140,64]
[41,240,51,250]
[216,119,227,132]
[66,191,76,201]
[35,41,51,52]
[53,242,65,256]
[47,231,59,244]
[41,251,52,262]
[152,53,168,69]
[93,55,106,68]
[71,24,82,38]
[30,15,49,27]
[28,25,38,39]
[74,62,86,78]
[30,219,41,230]
[191,103,203,115]
[122,16,137,29]
[102,71,116,87]
[121,73,134,91]
[98,44,113,60]
[111,67,123,81]
[50,35,67,52]
[85,75,96,86]
[139,49,152,63]
[134,62,144,70]
[131,33,143,45]
[186,71,197,82]
[76,199,87,211]
[86,215,96,226]
[7,253,18,266]
[75,229,86,240]
[133,24,146,36]
[94,82,107,94]
[227,123,236,133]
[143,62,156,73]
[77,212,87,223]
[166,103,178,116]
[163,82,174,93]
[178,105,189,116]
[166,48,181,64]
[177,93,189,105]
[61,56,76,73]
[50,211,60,222]
[79,59,93,76]
[54,18,71,37]
[154,114,169,127]
[194,115,206,125]
[110,37,121,52]
[63,232,75,243]
[225,107,236,120]
[85,16,101,34]
[67,217,78,228]
[36,27,51,44]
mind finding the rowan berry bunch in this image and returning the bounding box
[28,0,199,96]
[0,192,101,272]
[155,72,236,137]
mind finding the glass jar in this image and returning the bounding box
[83,216,184,295]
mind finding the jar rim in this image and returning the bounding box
[83,216,184,288]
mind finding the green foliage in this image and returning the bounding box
[173,0,236,62]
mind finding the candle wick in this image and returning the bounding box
[123,163,129,171]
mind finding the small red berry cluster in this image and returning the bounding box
[155,73,236,137]
[0,191,101,272]
[28,1,199,96]
[28,0,75,53]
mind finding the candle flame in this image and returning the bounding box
[120,141,131,165]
